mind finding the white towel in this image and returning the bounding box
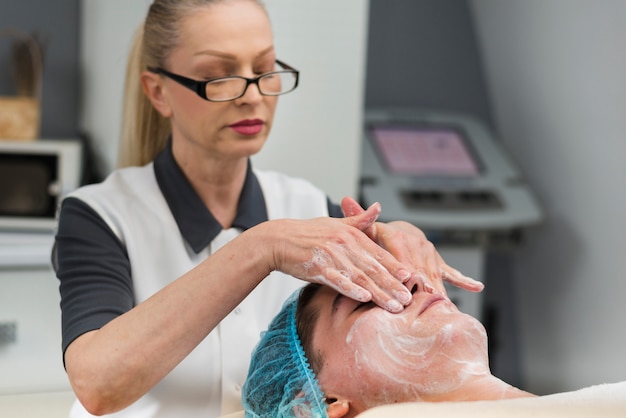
[357,381,626,418]
[223,381,626,418]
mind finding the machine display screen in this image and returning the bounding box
[370,125,481,177]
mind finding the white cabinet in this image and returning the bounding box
[0,233,70,395]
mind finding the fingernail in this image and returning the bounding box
[465,276,484,289]
[394,289,412,305]
[397,269,411,281]
[368,202,382,214]
[360,288,373,301]
[386,299,404,313]
[350,288,371,302]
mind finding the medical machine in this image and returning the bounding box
[359,108,543,320]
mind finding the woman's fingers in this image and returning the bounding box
[267,195,485,314]
[440,265,484,292]
[340,196,366,218]
[341,196,379,241]
[305,232,413,310]
[342,197,485,295]
[267,215,412,313]
[321,270,407,313]
[341,199,381,232]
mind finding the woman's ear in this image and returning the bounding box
[326,397,351,418]
[141,70,173,117]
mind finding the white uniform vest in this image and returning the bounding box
[66,164,329,418]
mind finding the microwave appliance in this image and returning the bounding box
[0,139,82,231]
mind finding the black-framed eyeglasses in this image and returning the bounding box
[147,59,299,102]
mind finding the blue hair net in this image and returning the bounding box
[242,288,328,418]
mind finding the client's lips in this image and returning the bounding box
[417,293,446,315]
[229,118,264,135]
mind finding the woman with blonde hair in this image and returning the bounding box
[53,1,482,416]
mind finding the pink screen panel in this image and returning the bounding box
[371,126,480,176]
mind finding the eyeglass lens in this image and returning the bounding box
[205,71,297,101]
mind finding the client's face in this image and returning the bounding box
[308,286,490,412]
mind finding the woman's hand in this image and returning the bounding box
[340,197,484,295]
[262,202,414,313]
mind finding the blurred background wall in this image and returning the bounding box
[471,0,626,393]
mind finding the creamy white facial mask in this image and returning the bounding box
[345,299,489,406]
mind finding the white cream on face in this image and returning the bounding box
[344,300,490,407]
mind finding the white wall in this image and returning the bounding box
[79,0,369,203]
[79,0,153,172]
[471,0,626,394]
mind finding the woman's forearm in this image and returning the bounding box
[64,227,271,415]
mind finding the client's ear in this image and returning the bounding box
[326,397,351,418]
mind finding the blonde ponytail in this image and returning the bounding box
[118,24,171,168]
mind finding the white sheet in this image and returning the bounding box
[358,381,626,418]
[223,381,626,418]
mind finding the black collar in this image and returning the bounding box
[153,140,268,253]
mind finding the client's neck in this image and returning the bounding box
[427,374,536,402]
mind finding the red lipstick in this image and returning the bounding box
[229,119,264,135]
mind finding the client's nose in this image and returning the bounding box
[405,276,427,295]
[404,274,438,295]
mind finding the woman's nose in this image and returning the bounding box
[236,79,264,104]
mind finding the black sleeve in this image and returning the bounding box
[53,197,134,357]
[327,197,344,218]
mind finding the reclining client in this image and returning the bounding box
[242,280,535,417]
